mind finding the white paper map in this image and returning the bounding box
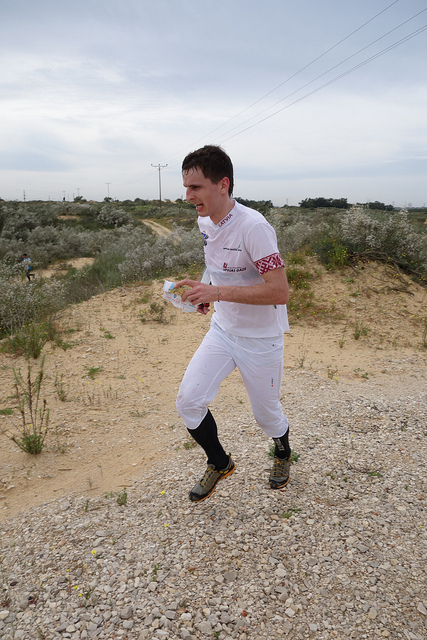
[162,280,197,313]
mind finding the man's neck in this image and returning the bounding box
[211,198,235,225]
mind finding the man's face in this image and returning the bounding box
[183,167,230,224]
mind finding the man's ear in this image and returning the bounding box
[219,177,230,194]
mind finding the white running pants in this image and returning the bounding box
[176,322,289,438]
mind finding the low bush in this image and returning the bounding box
[340,207,426,280]
[118,226,204,282]
[96,204,132,227]
[0,264,64,337]
[59,251,126,305]
[0,320,63,359]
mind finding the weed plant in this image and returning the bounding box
[140,301,169,324]
[4,357,50,454]
[286,289,317,322]
[52,426,67,453]
[294,342,310,368]
[183,437,197,450]
[353,321,370,340]
[83,366,103,380]
[286,267,312,289]
[104,488,128,506]
[287,249,308,266]
[54,373,69,401]
[282,505,302,519]
[117,487,128,506]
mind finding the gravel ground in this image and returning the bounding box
[1,354,426,640]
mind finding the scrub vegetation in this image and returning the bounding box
[0,197,425,355]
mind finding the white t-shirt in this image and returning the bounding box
[198,200,289,337]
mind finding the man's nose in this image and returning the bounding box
[186,188,193,202]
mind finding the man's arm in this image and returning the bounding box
[175,266,289,307]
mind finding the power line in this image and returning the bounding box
[162,0,402,158]
[210,8,427,145]
[153,0,405,170]
[216,23,427,145]
[104,3,427,189]
[158,12,427,165]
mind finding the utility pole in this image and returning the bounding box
[151,164,168,208]
[105,182,111,200]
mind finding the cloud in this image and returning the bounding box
[0,0,426,205]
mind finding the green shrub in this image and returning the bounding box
[314,237,349,270]
[286,267,312,289]
[60,251,126,305]
[0,200,425,345]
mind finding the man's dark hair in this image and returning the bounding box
[182,145,234,196]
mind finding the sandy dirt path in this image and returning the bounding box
[0,261,425,521]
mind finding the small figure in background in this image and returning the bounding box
[23,254,34,281]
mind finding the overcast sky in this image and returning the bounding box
[1,0,426,206]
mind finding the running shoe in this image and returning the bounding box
[269,455,291,489]
[189,455,235,502]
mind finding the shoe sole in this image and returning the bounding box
[189,464,235,503]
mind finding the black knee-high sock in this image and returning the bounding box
[273,428,291,459]
[188,410,229,470]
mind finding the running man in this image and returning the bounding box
[175,145,292,502]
